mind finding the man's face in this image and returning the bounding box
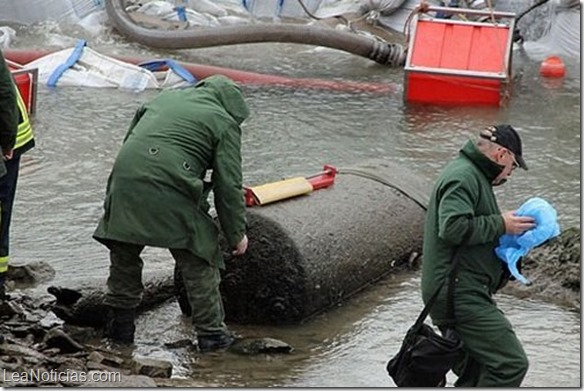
[492,146,519,186]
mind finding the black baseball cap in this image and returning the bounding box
[480,124,528,170]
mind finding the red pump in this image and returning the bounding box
[305,164,338,190]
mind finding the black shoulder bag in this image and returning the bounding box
[386,223,473,387]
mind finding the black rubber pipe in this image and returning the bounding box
[106,0,406,66]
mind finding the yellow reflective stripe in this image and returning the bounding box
[14,91,33,150]
[0,256,8,273]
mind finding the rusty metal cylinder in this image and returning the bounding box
[192,161,430,324]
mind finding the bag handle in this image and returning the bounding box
[411,220,474,332]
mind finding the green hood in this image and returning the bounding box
[195,75,250,125]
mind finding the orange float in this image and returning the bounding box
[540,56,566,78]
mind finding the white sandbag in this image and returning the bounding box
[187,0,229,17]
[24,45,160,91]
[359,0,407,16]
[135,1,176,18]
[134,0,219,27]
[0,0,104,25]
[0,26,16,49]
[242,0,323,20]
[184,9,220,27]
[76,10,109,36]
[217,15,251,26]
[313,0,362,19]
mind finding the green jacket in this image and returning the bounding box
[0,49,18,177]
[94,75,249,267]
[421,140,507,325]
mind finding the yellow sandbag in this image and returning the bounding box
[249,177,313,206]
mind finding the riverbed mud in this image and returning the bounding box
[500,227,580,310]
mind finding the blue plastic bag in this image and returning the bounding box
[495,197,561,285]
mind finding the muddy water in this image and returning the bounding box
[9,29,581,387]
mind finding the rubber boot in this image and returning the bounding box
[197,332,236,352]
[105,307,136,344]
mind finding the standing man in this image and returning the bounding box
[0,49,34,301]
[421,125,535,387]
[94,75,249,352]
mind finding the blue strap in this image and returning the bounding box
[137,59,197,85]
[47,39,87,87]
[176,5,187,22]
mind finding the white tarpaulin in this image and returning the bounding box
[23,42,194,91]
[0,0,104,25]
[522,1,580,60]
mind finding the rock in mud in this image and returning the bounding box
[47,273,175,328]
[6,261,56,287]
[229,337,293,355]
[501,227,580,310]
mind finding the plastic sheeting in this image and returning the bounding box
[128,1,221,27]
[0,27,16,49]
[0,0,104,25]
[522,1,580,60]
[22,42,193,91]
[495,197,561,285]
[375,0,439,33]
[242,0,323,19]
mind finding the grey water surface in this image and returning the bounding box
[9,29,580,387]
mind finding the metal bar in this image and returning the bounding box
[404,66,508,80]
[424,5,516,19]
[306,169,331,179]
[28,68,38,117]
[10,68,39,116]
[4,59,24,69]
[503,18,516,75]
[403,13,420,71]
[417,17,509,28]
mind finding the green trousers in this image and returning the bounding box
[446,301,529,387]
[104,241,227,336]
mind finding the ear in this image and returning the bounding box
[493,147,505,164]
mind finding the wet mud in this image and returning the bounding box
[500,227,580,310]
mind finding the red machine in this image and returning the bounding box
[404,6,516,106]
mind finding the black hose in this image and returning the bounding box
[338,168,428,210]
[515,0,550,23]
[295,0,323,20]
[106,0,406,66]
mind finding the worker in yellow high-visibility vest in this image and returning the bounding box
[0,49,35,302]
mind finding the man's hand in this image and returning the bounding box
[232,234,248,256]
[2,148,12,161]
[502,211,535,235]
